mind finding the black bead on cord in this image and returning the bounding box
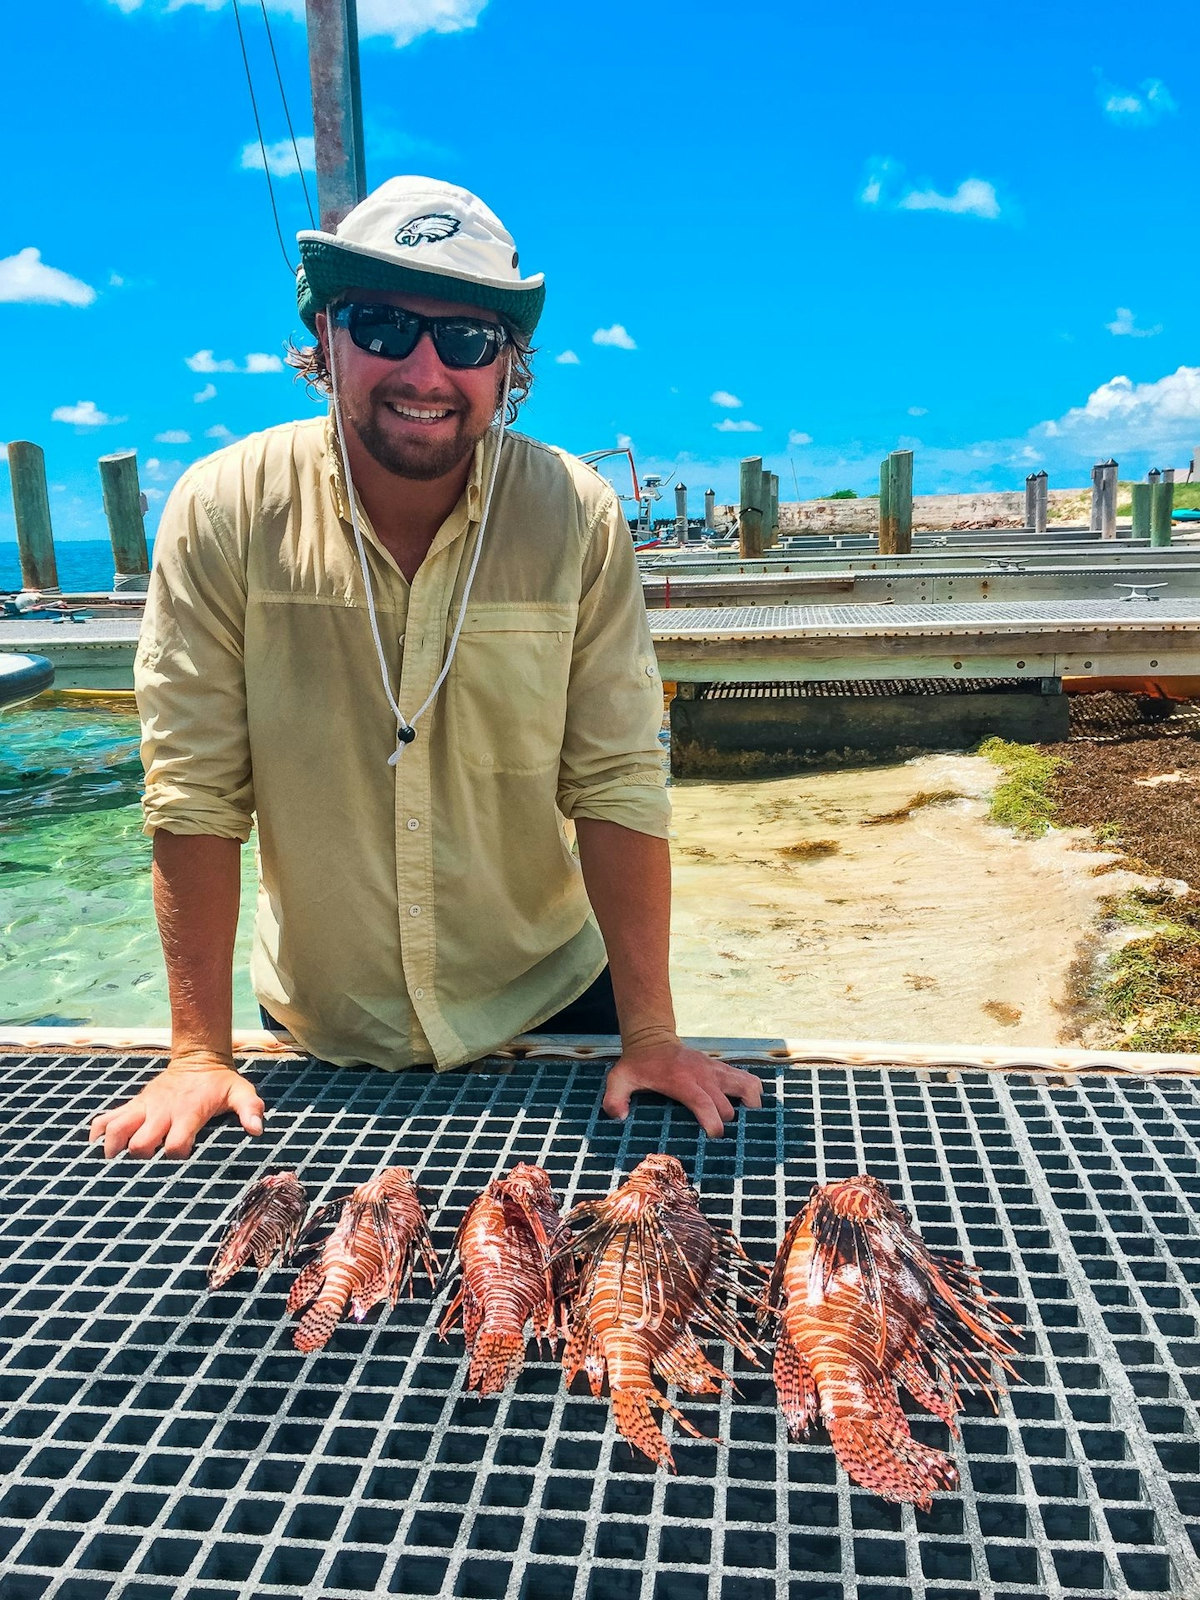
[396,725,418,745]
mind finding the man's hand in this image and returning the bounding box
[88,1050,264,1161]
[602,1037,763,1139]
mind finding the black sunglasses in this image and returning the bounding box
[333,302,510,369]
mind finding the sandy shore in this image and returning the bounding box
[668,752,1139,1045]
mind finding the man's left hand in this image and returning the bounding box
[602,1037,763,1138]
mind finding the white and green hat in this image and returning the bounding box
[296,175,545,340]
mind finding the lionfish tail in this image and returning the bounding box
[610,1384,708,1472]
[826,1414,959,1510]
[467,1331,528,1396]
[292,1299,343,1353]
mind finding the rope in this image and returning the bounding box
[258,0,316,229]
[328,319,512,766]
[231,0,296,273]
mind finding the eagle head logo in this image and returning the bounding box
[395,213,461,249]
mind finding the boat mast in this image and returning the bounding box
[304,0,367,229]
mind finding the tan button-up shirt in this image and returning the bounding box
[136,416,669,1069]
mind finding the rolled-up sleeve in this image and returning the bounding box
[136,476,254,840]
[556,490,670,839]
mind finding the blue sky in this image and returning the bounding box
[2,0,1197,539]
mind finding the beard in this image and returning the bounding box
[348,379,496,482]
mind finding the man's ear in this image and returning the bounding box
[315,310,330,359]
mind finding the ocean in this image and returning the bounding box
[0,539,153,595]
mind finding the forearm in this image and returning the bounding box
[574,818,677,1046]
[152,831,242,1062]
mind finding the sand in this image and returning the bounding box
[667,753,1141,1046]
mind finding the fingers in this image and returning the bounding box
[720,1065,764,1109]
[102,1102,148,1160]
[601,1071,633,1123]
[162,1118,200,1161]
[683,1087,728,1141]
[228,1077,266,1138]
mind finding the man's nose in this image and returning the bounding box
[395,331,451,387]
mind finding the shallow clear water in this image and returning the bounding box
[0,705,259,1027]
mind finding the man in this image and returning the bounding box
[90,176,760,1162]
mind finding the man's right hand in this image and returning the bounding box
[88,1050,265,1161]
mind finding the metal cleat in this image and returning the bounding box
[1114,582,1167,602]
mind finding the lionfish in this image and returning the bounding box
[208,1171,308,1290]
[439,1162,576,1394]
[287,1167,440,1353]
[561,1154,764,1470]
[766,1174,1019,1508]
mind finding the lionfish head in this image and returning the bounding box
[501,1163,554,1203]
[816,1173,908,1225]
[628,1154,693,1198]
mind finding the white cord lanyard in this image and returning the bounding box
[328,322,511,767]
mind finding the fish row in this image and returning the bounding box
[208,1159,1019,1507]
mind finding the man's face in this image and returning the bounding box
[318,290,507,482]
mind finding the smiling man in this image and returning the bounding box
[90,176,761,1161]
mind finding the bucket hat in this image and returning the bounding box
[296,175,545,340]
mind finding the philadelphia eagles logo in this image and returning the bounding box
[395,213,461,248]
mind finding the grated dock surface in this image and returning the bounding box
[1,1052,1199,1600]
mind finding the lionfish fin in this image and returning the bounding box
[467,1331,527,1396]
[826,1412,959,1510]
[773,1331,818,1437]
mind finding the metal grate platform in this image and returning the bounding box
[647,601,1200,636]
[1,1052,1199,1600]
[699,680,1038,700]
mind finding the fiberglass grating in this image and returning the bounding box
[0,1054,1198,1600]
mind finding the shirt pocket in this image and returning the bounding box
[450,603,577,775]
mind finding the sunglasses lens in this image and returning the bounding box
[347,305,421,360]
[433,321,502,369]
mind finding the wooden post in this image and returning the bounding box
[1024,473,1037,530]
[703,488,715,532]
[674,482,687,542]
[762,471,779,547]
[738,457,763,558]
[1150,477,1174,547]
[1033,471,1048,534]
[7,441,59,592]
[878,457,893,552]
[888,449,913,554]
[1091,459,1117,540]
[1131,481,1151,538]
[305,0,367,230]
[98,450,150,589]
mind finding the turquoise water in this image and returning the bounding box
[0,704,259,1027]
[1,539,154,594]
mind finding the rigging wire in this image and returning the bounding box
[231,0,297,273]
[258,0,316,229]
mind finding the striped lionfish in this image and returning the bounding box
[766,1174,1019,1508]
[561,1154,764,1470]
[208,1171,308,1290]
[287,1167,440,1353]
[439,1162,576,1394]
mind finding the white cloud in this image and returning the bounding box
[243,352,284,373]
[108,272,125,288]
[592,324,637,350]
[899,178,1001,219]
[51,400,126,427]
[788,430,813,446]
[1106,306,1161,338]
[204,424,239,444]
[155,429,191,444]
[861,159,1003,220]
[112,0,487,49]
[908,406,928,417]
[143,487,166,501]
[193,382,218,403]
[0,247,96,306]
[616,434,634,452]
[714,418,762,433]
[710,390,743,409]
[1036,366,1200,453]
[240,135,315,176]
[186,349,237,374]
[555,349,580,365]
[1100,77,1176,126]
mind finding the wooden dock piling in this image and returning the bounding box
[703,488,715,532]
[738,457,764,558]
[7,442,60,592]
[98,451,150,590]
[1150,476,1174,547]
[1131,481,1151,538]
[1091,459,1118,540]
[1025,470,1048,534]
[879,450,913,554]
[763,471,780,548]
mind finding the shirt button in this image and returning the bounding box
[414,987,425,1000]
[409,904,421,917]
[406,818,420,831]
[645,664,656,677]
